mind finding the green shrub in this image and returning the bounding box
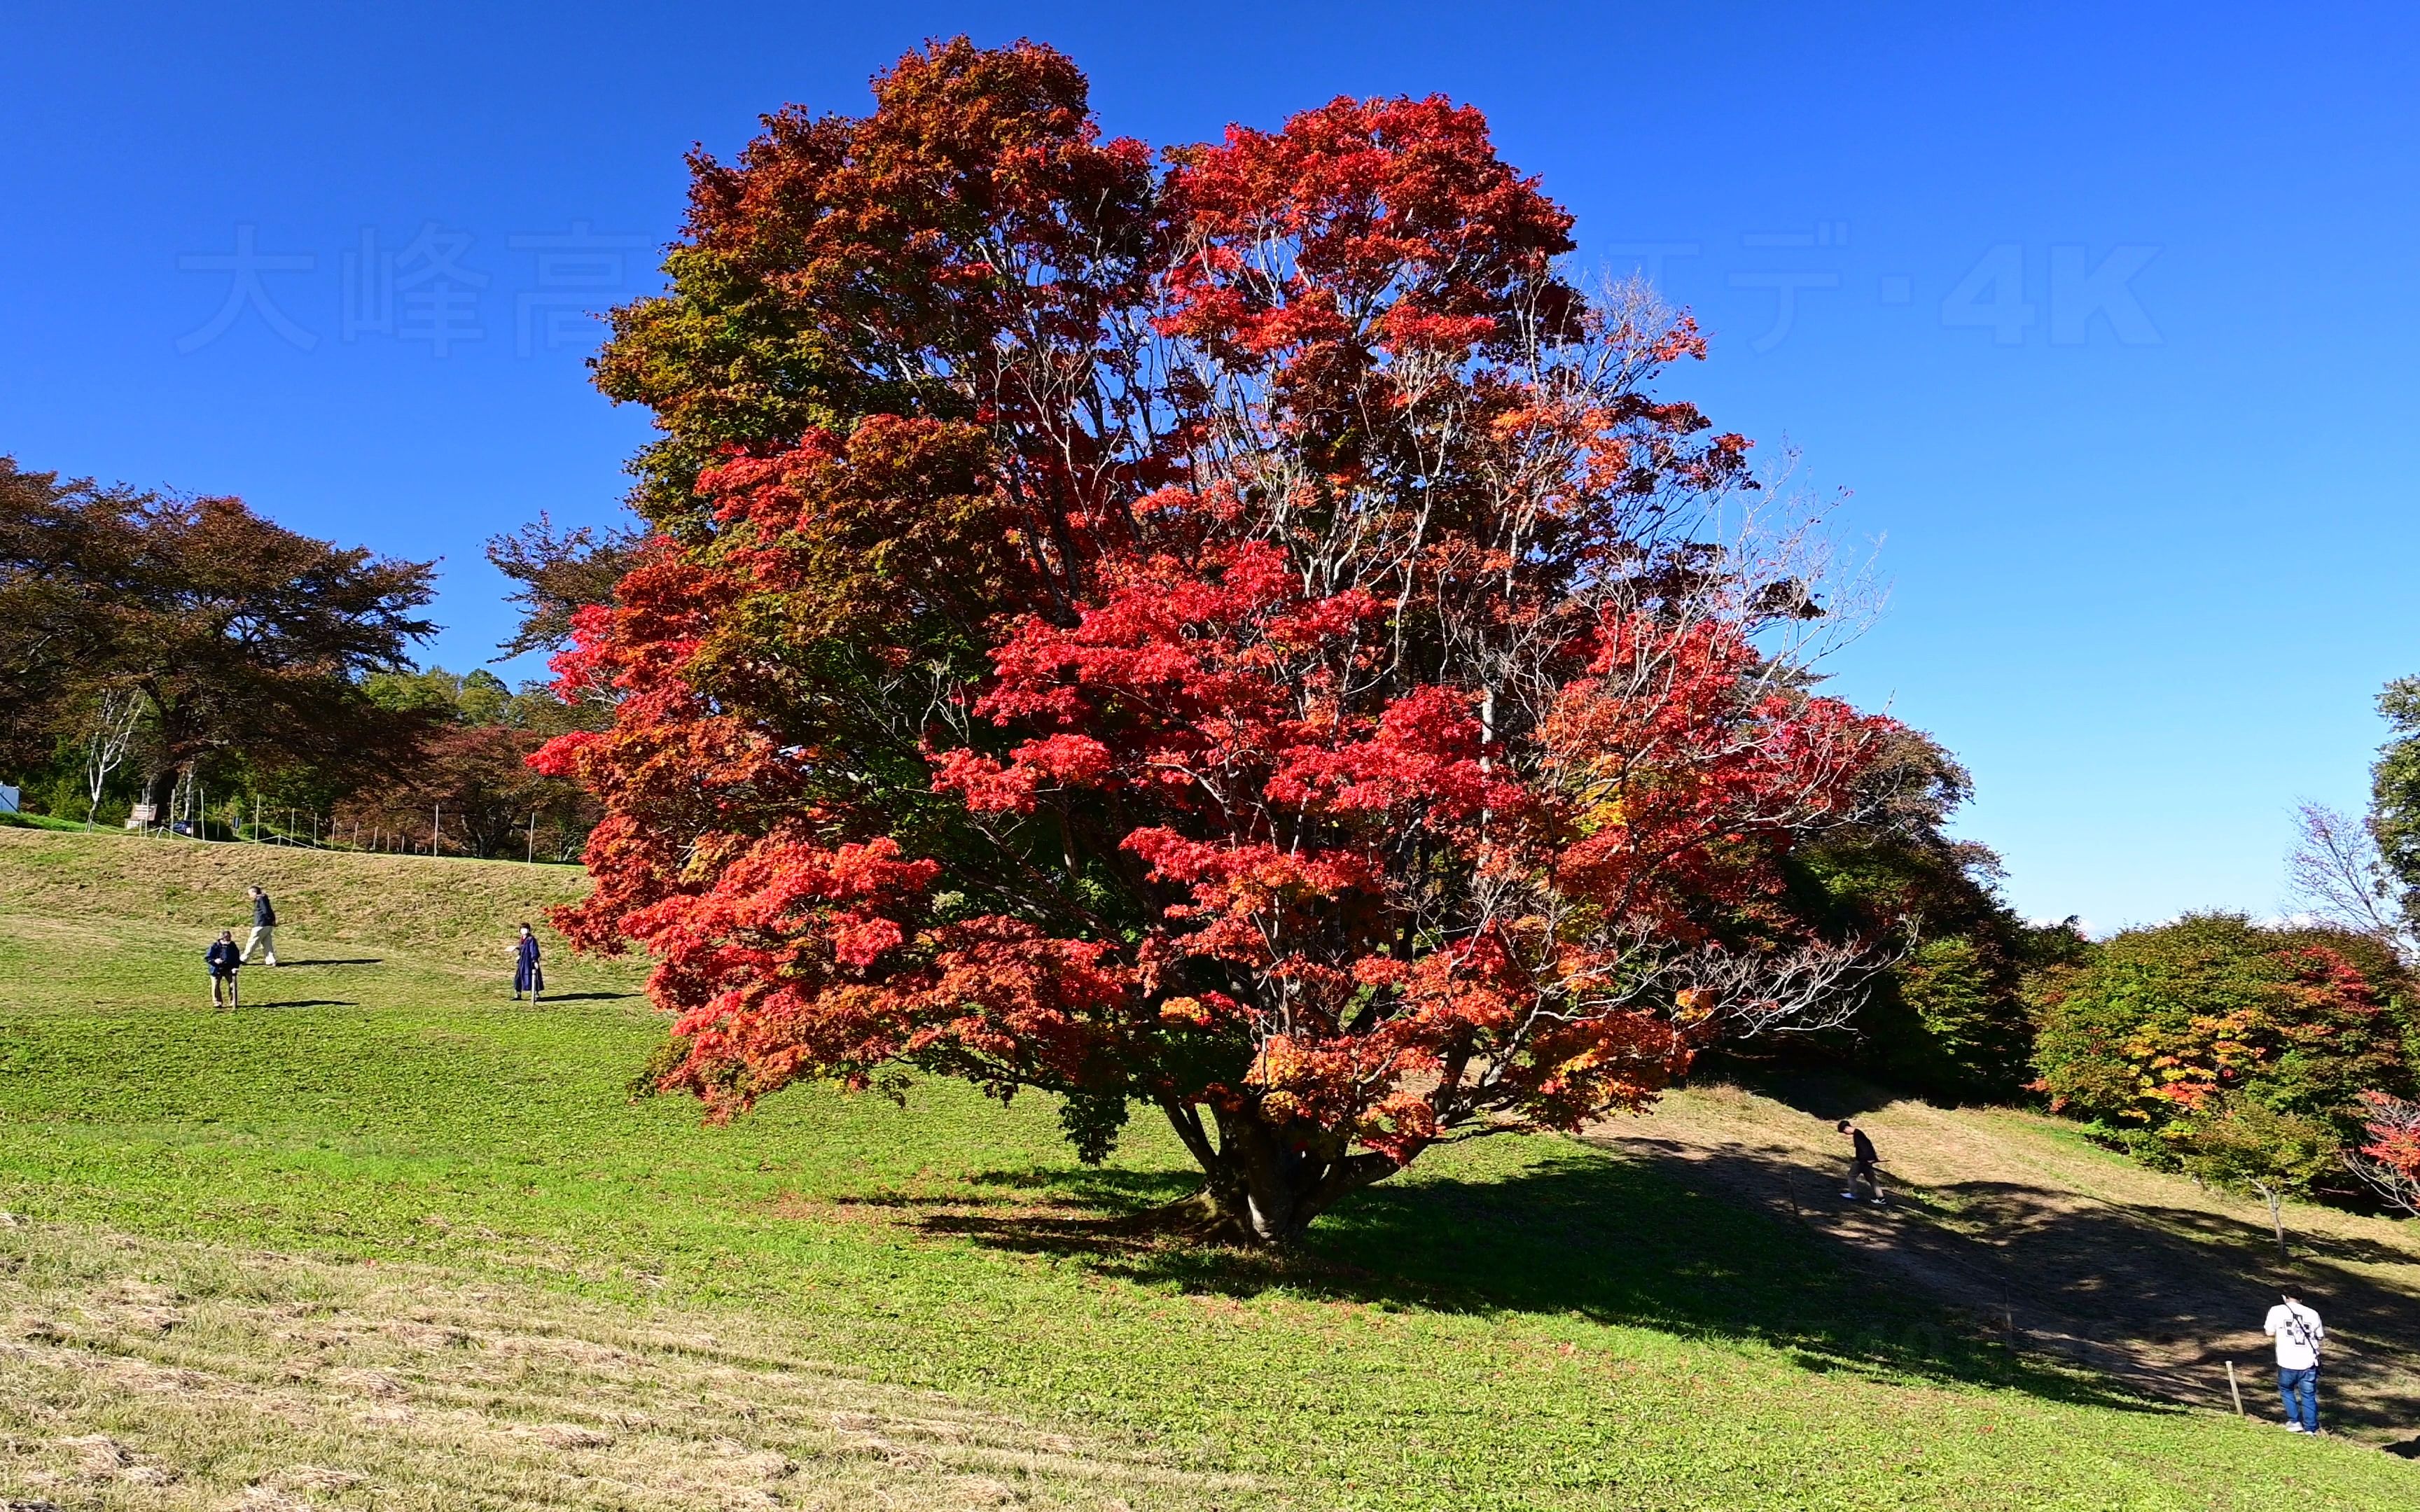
[2030,913,2415,1167]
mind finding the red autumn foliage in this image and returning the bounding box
[545,39,1907,1242]
[2350,1090,2420,1217]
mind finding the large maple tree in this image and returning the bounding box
[545,39,1908,1242]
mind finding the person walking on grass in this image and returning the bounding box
[512,922,543,1004]
[2266,1290,2325,1434]
[242,884,279,966]
[1839,1119,1887,1204]
[205,930,241,1009]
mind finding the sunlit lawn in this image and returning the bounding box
[0,828,2410,1509]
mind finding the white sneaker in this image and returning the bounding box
[2283,1422,2306,1432]
[1840,1191,1856,1198]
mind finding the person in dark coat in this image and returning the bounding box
[206,930,242,1009]
[513,923,544,1003]
[1838,1119,1887,1204]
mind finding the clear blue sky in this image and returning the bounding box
[6,2,2414,931]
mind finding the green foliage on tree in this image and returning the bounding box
[1893,937,2021,1088]
[1767,732,2038,1100]
[366,667,510,725]
[2368,676,2420,930]
[2031,913,2414,1168]
[340,667,604,860]
[2169,1094,2339,1259]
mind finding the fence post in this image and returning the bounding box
[2226,1359,2245,1417]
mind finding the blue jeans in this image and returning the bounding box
[2277,1366,2318,1431]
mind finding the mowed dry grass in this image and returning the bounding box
[0,827,597,967]
[0,1219,1255,1511]
[0,830,1235,1509]
[1599,1078,2420,1446]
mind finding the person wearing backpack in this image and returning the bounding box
[2264,1290,2325,1433]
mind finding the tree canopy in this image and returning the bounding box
[2367,676,2420,931]
[547,39,1933,1242]
[2031,913,2415,1174]
[0,456,437,812]
[343,668,602,859]
[1769,729,2039,1100]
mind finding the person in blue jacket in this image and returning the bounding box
[513,923,544,1003]
[206,930,242,1009]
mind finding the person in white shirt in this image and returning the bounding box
[2263,1291,2325,1432]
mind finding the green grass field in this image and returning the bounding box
[1,827,2412,1508]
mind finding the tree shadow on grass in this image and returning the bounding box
[898,1147,2154,1415]
[1712,1063,1920,1121]
[273,958,382,967]
[239,1000,358,1010]
[1868,1176,2420,1432]
[1583,1133,2420,1437]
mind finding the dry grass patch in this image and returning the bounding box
[0,1219,1258,1511]
[0,827,600,967]
[1598,1077,2420,1443]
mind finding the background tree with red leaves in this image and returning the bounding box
[2030,914,2416,1184]
[2347,1091,2420,1217]
[548,39,1918,1243]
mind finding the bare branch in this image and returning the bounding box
[1662,935,1897,1040]
[2284,801,2409,954]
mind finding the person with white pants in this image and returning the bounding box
[242,884,279,966]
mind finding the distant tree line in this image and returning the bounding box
[1994,677,2420,1249]
[0,454,602,859]
[1623,676,2420,1244]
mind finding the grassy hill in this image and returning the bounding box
[0,827,2413,1509]
[0,822,597,965]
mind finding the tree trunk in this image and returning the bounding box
[2258,1183,2289,1261]
[1157,1099,1403,1247]
[138,766,176,826]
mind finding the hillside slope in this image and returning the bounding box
[1604,1080,2420,1444]
[1,830,2414,1509]
[0,826,600,965]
